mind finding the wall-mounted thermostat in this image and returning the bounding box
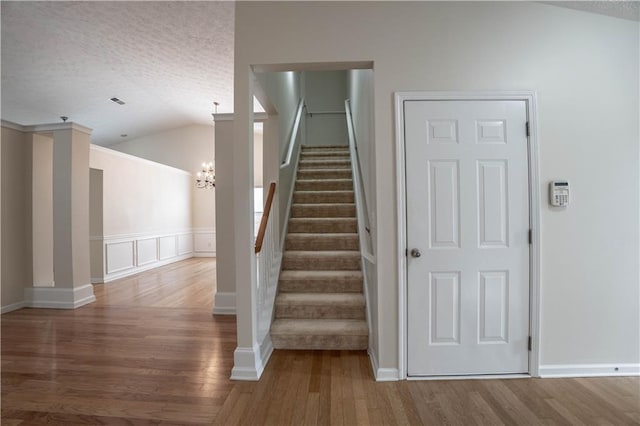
[549,180,570,207]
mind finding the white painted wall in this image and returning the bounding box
[89,145,194,282]
[347,69,379,361]
[304,70,348,146]
[233,2,640,374]
[90,145,192,236]
[109,124,215,231]
[255,71,303,232]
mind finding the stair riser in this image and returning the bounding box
[291,204,355,218]
[283,255,360,270]
[296,180,353,191]
[279,279,363,293]
[302,146,348,151]
[297,169,352,179]
[301,151,349,157]
[285,235,359,251]
[271,335,368,350]
[276,304,365,320]
[293,192,354,204]
[288,220,357,233]
[299,160,351,169]
[300,157,350,163]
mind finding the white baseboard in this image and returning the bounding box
[368,348,400,381]
[213,291,236,315]
[1,301,26,314]
[193,252,216,258]
[99,253,193,283]
[230,343,270,381]
[539,363,640,378]
[24,283,96,309]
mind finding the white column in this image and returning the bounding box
[31,133,54,288]
[230,67,263,380]
[25,123,95,308]
[213,116,238,315]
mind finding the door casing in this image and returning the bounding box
[395,91,541,380]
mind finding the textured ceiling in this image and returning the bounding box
[1,1,235,145]
[542,1,640,21]
[2,2,637,146]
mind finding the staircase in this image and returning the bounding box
[270,145,368,350]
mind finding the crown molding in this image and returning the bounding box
[1,120,92,135]
[213,112,269,122]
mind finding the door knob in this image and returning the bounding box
[410,248,421,258]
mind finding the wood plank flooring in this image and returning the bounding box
[2,258,639,425]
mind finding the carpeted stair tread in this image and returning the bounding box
[276,292,364,306]
[299,159,351,169]
[291,203,356,218]
[275,293,365,319]
[271,319,368,335]
[293,190,354,204]
[302,145,349,150]
[282,250,361,270]
[296,179,353,191]
[271,319,368,348]
[301,151,350,158]
[297,169,352,179]
[285,233,359,250]
[270,143,367,351]
[288,217,357,233]
[279,270,363,293]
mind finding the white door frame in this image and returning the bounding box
[395,91,541,380]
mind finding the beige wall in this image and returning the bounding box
[304,70,349,146]
[233,2,639,370]
[1,126,31,309]
[109,124,215,230]
[90,145,193,237]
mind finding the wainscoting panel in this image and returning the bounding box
[194,230,216,257]
[137,238,159,266]
[178,233,194,256]
[159,236,177,260]
[94,230,213,283]
[105,241,135,275]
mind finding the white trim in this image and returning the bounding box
[395,91,541,380]
[1,301,26,314]
[539,364,640,378]
[93,229,194,243]
[100,253,192,283]
[24,283,96,309]
[193,252,216,258]
[230,344,269,381]
[1,120,27,132]
[408,374,531,381]
[26,122,93,135]
[280,98,305,169]
[213,112,269,122]
[213,291,236,315]
[369,349,401,381]
[279,142,302,250]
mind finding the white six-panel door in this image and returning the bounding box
[405,100,530,376]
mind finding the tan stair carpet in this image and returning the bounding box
[271,145,368,350]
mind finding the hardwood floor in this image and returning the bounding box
[2,258,639,425]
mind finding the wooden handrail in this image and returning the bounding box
[255,182,276,254]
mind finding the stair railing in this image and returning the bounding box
[279,97,306,249]
[345,99,374,258]
[280,98,306,169]
[254,182,279,350]
[345,99,375,347]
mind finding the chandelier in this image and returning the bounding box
[196,162,215,189]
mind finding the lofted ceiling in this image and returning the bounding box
[1,1,637,146]
[1,1,235,146]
